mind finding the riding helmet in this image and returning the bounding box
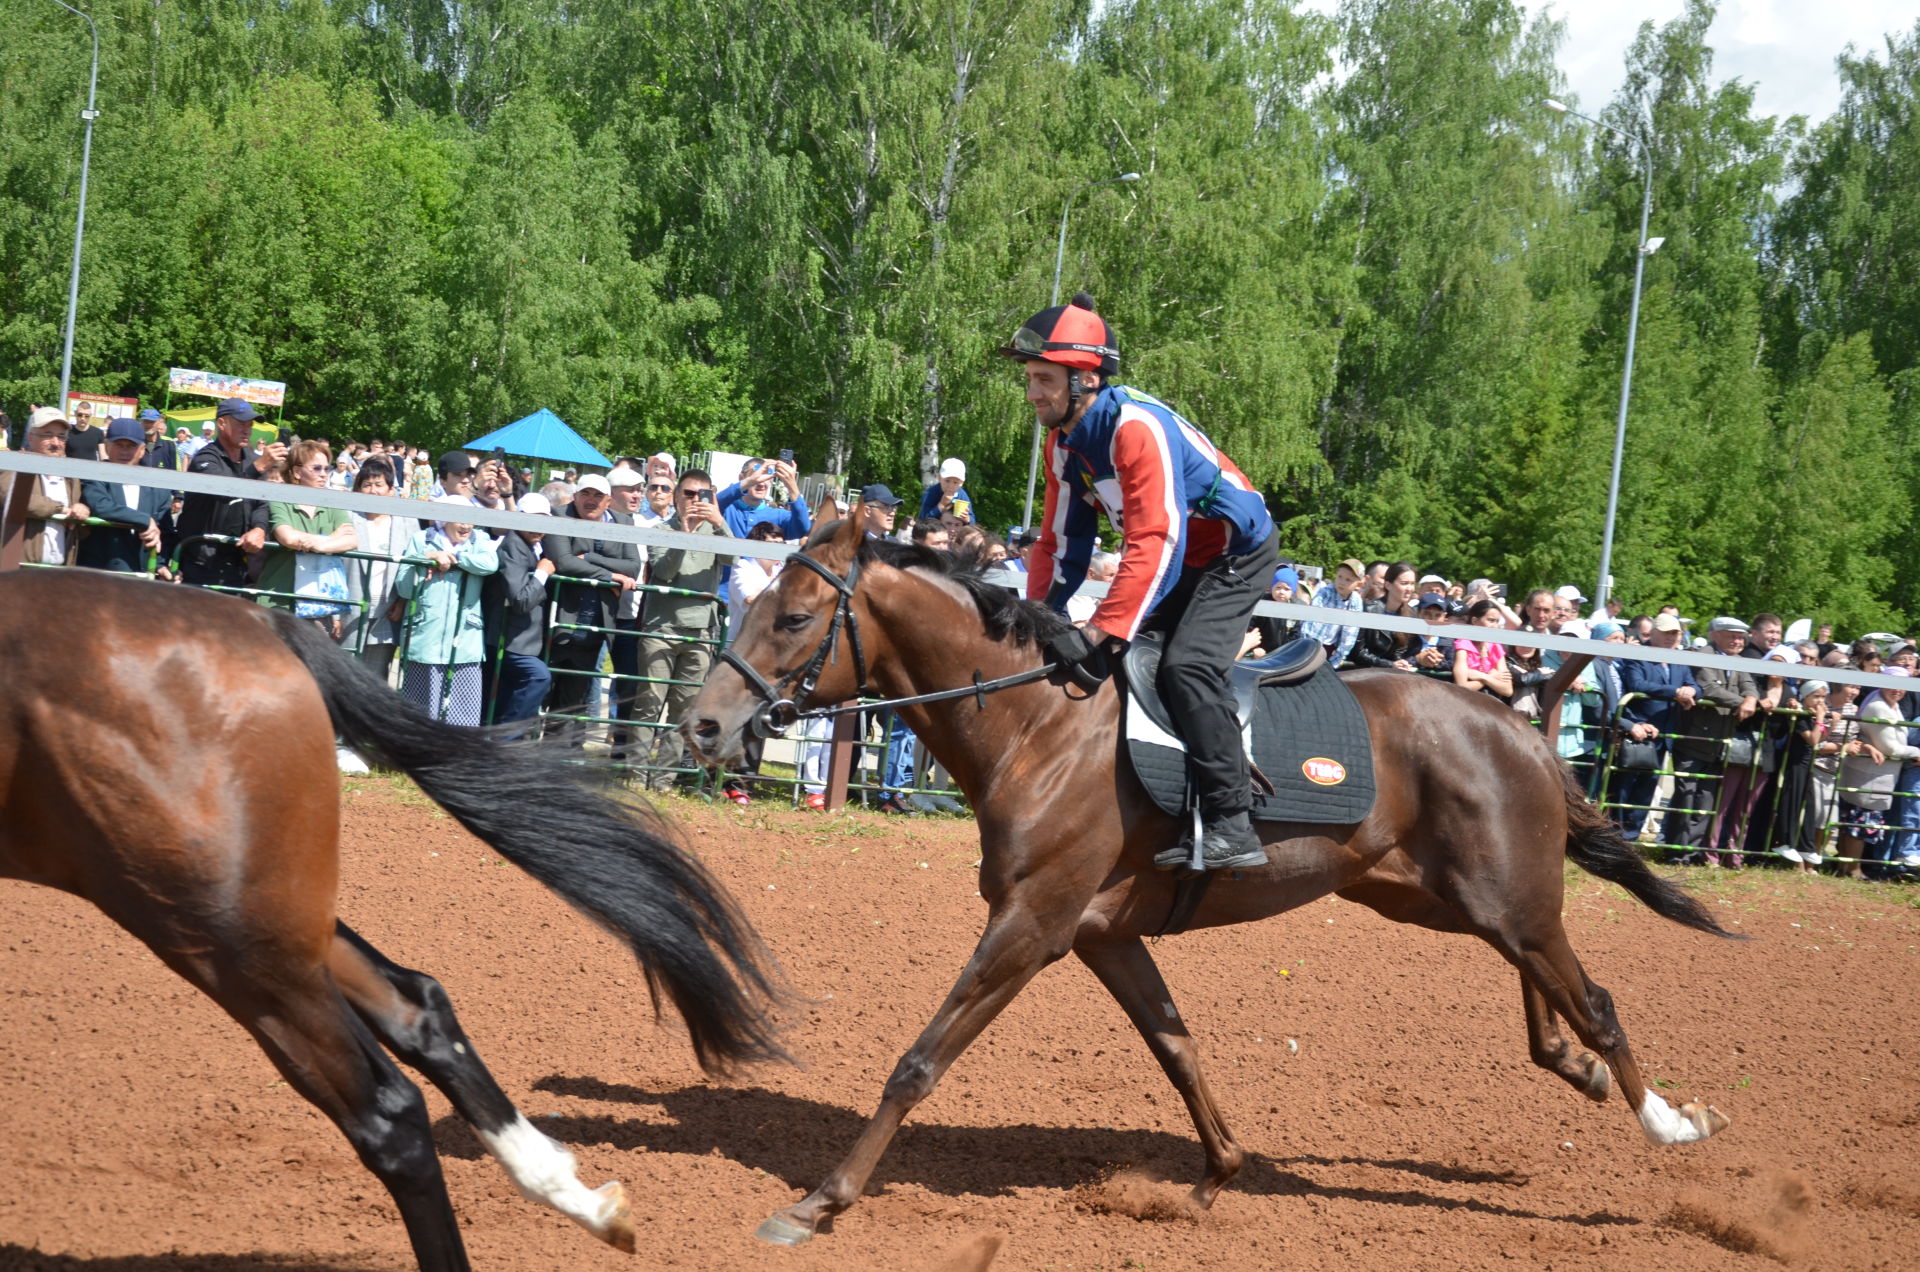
[998,292,1119,377]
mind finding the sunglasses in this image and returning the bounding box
[646,483,673,493]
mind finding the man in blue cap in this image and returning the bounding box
[79,417,174,574]
[136,407,178,471]
[175,397,287,588]
[855,483,903,539]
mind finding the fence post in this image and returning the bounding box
[825,708,858,812]
[1,472,34,571]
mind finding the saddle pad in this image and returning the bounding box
[1125,665,1377,825]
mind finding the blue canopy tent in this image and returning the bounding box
[463,408,611,467]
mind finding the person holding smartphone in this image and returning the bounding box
[716,456,811,541]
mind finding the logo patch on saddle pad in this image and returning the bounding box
[1302,757,1347,786]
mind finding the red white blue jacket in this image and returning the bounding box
[1027,384,1273,640]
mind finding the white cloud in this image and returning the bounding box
[1295,0,1915,125]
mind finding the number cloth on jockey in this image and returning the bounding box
[1026,383,1274,641]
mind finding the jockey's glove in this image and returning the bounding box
[1045,627,1113,692]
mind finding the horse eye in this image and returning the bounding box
[776,612,814,632]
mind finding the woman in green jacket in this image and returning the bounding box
[393,495,500,725]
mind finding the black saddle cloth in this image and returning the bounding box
[1122,634,1376,825]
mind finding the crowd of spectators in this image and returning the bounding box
[9,399,1918,876]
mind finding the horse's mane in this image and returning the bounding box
[803,521,1071,648]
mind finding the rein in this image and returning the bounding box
[718,549,1059,739]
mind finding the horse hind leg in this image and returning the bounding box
[1075,937,1245,1209]
[329,923,635,1253]
[1521,976,1610,1103]
[1506,929,1727,1145]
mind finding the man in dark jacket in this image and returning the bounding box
[1613,613,1700,839]
[78,418,174,574]
[542,475,642,748]
[1668,618,1759,854]
[483,493,557,731]
[175,398,286,588]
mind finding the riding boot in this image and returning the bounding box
[1153,811,1267,871]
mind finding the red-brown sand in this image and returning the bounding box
[3,776,1917,1270]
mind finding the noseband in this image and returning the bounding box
[718,549,1060,739]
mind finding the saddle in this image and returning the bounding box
[1121,633,1376,825]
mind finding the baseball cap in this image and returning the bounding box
[858,483,903,507]
[1417,573,1447,587]
[1708,616,1750,634]
[26,406,69,431]
[1416,591,1448,611]
[939,457,966,481]
[608,467,643,488]
[104,417,146,443]
[1652,613,1686,632]
[576,473,612,496]
[1555,584,1588,603]
[201,420,216,433]
[1338,557,1366,577]
[215,397,257,421]
[437,450,476,476]
[515,493,552,516]
[138,407,162,421]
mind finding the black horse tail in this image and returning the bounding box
[267,610,790,1072]
[1558,762,1740,939]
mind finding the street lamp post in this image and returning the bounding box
[1544,97,1659,617]
[1019,171,1141,533]
[49,0,101,414]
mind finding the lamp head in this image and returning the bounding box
[1642,236,1666,255]
[1542,98,1569,114]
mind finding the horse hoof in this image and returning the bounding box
[1682,1101,1730,1139]
[755,1213,815,1246]
[1578,1053,1611,1103]
[595,1181,637,1254]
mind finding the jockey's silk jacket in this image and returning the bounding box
[1028,383,1274,641]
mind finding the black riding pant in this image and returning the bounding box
[1142,530,1279,822]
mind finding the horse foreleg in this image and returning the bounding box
[1521,975,1610,1103]
[328,924,636,1252]
[757,910,1074,1245]
[1075,937,1244,1208]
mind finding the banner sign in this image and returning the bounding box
[167,367,287,407]
[66,392,138,421]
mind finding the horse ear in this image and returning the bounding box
[830,501,865,558]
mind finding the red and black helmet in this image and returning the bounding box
[997,292,1119,377]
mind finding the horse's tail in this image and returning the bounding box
[266,609,789,1073]
[1558,762,1740,939]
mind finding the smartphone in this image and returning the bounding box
[778,448,794,464]
[1490,583,1508,600]
[277,427,292,446]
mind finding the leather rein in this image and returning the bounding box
[718,550,1059,739]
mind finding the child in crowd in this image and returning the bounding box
[1453,599,1512,699]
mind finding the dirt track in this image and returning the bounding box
[4,777,1918,1271]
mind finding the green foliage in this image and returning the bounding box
[0,0,1914,629]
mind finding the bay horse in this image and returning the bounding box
[686,512,1734,1245]
[0,569,785,1271]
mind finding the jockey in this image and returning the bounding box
[999,293,1279,872]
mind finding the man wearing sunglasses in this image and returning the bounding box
[999,292,1278,874]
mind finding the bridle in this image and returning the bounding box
[718,548,1060,739]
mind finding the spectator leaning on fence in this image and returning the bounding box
[1612,613,1700,842]
[543,474,630,746]
[1669,617,1759,864]
[392,496,499,726]
[721,520,790,806]
[77,417,172,576]
[1300,557,1366,666]
[176,398,286,589]
[1351,562,1423,671]
[482,492,558,732]
[1453,599,1513,699]
[598,467,650,763]
[262,441,359,640]
[1837,666,1920,880]
[631,469,730,793]
[344,457,418,680]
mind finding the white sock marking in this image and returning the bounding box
[1635,1092,1709,1145]
[479,1114,626,1237]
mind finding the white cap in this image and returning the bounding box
[1555,584,1588,603]
[515,493,552,516]
[939,457,966,481]
[201,420,216,432]
[576,473,612,495]
[608,467,643,488]
[26,406,68,431]
[649,451,677,473]
[1417,573,1446,586]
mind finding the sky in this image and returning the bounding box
[1296,1,1914,126]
